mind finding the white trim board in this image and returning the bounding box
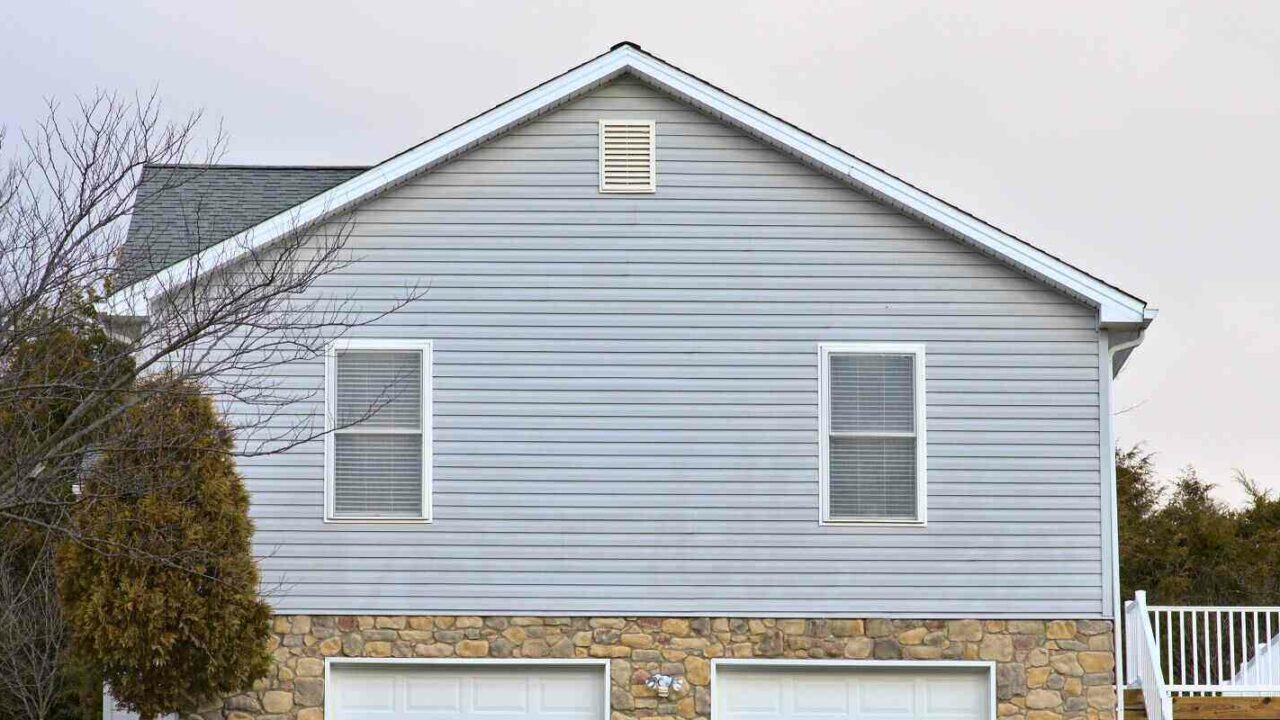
[323,338,433,524]
[322,658,611,720]
[102,43,1151,330]
[817,342,928,526]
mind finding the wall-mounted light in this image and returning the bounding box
[645,673,685,698]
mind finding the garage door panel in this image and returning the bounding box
[792,677,850,714]
[471,675,529,714]
[331,664,604,720]
[540,675,602,714]
[857,677,916,719]
[717,666,990,720]
[724,675,785,716]
[333,668,398,715]
[404,676,462,713]
[923,677,987,719]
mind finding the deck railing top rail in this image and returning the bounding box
[1127,592,1280,698]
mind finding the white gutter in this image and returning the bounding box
[1105,327,1148,720]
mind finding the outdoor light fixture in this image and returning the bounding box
[645,673,685,698]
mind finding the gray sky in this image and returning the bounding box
[4,0,1277,502]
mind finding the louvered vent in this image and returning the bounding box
[599,120,656,193]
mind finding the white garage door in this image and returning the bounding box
[329,662,605,720]
[715,664,990,720]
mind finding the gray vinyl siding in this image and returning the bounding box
[229,77,1106,617]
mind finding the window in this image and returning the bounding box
[325,339,431,522]
[599,120,656,193]
[819,343,926,524]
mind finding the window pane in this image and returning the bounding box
[336,350,421,428]
[334,433,423,517]
[828,436,917,519]
[829,353,914,433]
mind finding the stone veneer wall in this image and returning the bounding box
[193,616,1116,720]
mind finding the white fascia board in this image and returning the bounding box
[100,49,635,317]
[103,45,1149,327]
[615,49,1148,327]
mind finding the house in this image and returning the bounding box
[104,42,1154,720]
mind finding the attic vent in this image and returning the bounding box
[599,120,656,193]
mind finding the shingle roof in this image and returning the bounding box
[116,164,366,286]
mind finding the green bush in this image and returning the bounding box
[1118,446,1280,605]
[57,379,271,719]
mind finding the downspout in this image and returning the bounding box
[1104,327,1148,720]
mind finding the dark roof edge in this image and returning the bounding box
[142,163,373,171]
[627,43,1146,310]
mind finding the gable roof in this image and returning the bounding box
[116,164,365,286]
[103,41,1154,328]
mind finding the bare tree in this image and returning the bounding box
[0,531,70,720]
[0,90,413,552]
[0,91,415,715]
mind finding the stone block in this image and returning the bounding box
[981,634,1014,661]
[1046,621,1077,640]
[457,639,489,657]
[294,678,324,706]
[866,619,894,638]
[1026,690,1063,710]
[997,663,1028,699]
[621,633,653,648]
[684,656,710,686]
[1086,686,1115,710]
[948,620,983,641]
[416,642,454,657]
[261,691,292,714]
[1077,652,1114,673]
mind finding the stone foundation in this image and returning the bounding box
[192,616,1116,720]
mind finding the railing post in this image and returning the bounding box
[1128,590,1176,720]
[1132,591,1148,688]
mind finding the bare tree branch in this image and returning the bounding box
[0,90,419,577]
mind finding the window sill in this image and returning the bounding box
[819,518,927,528]
[323,516,432,525]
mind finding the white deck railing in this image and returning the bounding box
[1125,590,1280,719]
[1145,600,1280,695]
[1126,591,1174,720]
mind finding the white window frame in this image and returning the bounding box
[324,338,433,523]
[598,119,656,193]
[818,342,927,526]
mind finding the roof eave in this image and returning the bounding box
[104,44,1149,328]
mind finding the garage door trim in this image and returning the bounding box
[711,658,996,720]
[324,657,611,720]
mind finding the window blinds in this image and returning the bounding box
[332,350,424,518]
[826,352,918,520]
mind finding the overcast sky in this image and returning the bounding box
[3,1,1277,502]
